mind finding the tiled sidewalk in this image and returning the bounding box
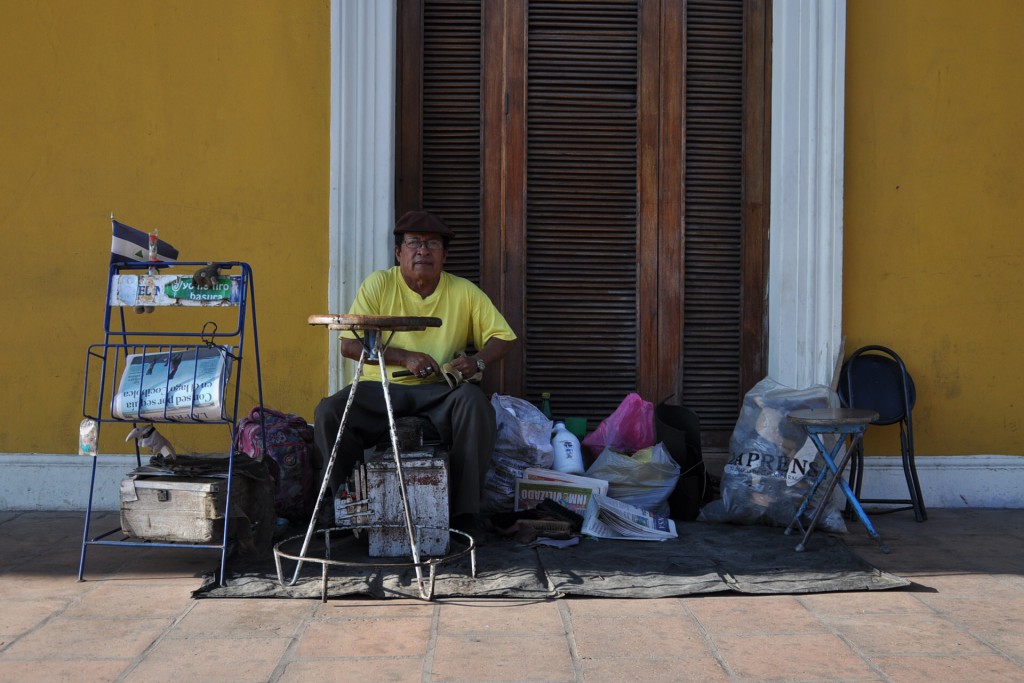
[2,508,1023,682]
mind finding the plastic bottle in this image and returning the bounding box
[551,420,585,474]
[79,418,98,456]
[540,392,553,420]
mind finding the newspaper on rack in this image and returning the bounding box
[582,493,678,541]
[111,347,232,422]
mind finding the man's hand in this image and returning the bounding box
[341,338,440,378]
[401,351,442,379]
[449,353,481,380]
[450,338,516,380]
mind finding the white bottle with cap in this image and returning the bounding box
[551,421,585,474]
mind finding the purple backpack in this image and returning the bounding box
[234,407,315,522]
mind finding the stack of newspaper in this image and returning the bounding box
[582,494,678,541]
[111,347,232,422]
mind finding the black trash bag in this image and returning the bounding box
[654,400,711,521]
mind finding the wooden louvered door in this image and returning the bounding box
[518,2,647,423]
[396,0,768,450]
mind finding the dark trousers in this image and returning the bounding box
[312,382,496,517]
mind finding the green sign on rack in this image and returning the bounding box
[164,276,234,302]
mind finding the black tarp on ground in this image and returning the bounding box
[193,522,908,600]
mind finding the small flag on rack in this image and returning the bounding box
[110,218,179,264]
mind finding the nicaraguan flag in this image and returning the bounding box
[110,218,179,264]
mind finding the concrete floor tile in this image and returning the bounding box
[171,599,314,639]
[431,632,573,682]
[0,573,96,601]
[60,581,195,619]
[798,590,933,617]
[0,599,68,638]
[0,659,131,683]
[278,658,424,683]
[6,556,84,579]
[919,594,1024,632]
[96,549,220,581]
[1,616,173,660]
[579,656,731,683]
[438,598,565,635]
[709,632,878,680]
[873,654,1024,682]
[979,633,1024,662]
[570,614,708,659]
[824,612,992,656]
[315,598,436,620]
[293,617,431,658]
[122,636,291,683]
[566,597,686,619]
[0,513,83,538]
[686,595,825,634]
[897,570,1021,597]
[920,595,1024,660]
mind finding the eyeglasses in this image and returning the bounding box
[402,238,444,251]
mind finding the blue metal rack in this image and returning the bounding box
[78,260,265,586]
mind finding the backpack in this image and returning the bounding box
[234,407,315,523]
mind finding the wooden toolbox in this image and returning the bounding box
[119,476,226,543]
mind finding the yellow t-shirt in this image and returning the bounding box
[341,267,517,384]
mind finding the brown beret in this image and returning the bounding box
[393,210,454,238]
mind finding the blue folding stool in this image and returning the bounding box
[785,407,889,554]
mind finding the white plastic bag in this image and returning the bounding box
[482,394,554,512]
[584,443,680,516]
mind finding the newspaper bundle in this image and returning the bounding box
[582,493,678,541]
[111,347,232,422]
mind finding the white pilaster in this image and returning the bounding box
[330,0,398,391]
[768,0,847,389]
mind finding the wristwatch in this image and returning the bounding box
[474,357,486,373]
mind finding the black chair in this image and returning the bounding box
[838,345,927,521]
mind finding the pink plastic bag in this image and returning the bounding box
[582,393,656,458]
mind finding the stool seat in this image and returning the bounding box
[308,313,442,332]
[789,408,878,428]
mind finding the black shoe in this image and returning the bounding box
[451,513,489,547]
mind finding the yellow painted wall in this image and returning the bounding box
[0,2,330,454]
[845,1,1024,455]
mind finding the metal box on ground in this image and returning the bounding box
[120,476,226,543]
[366,449,449,557]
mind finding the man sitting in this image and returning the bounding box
[313,210,517,540]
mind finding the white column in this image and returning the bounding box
[330,0,398,391]
[768,0,847,389]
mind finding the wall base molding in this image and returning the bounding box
[853,454,1024,509]
[1,454,139,511]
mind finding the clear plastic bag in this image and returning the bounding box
[699,377,847,532]
[482,394,554,512]
[584,443,680,516]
